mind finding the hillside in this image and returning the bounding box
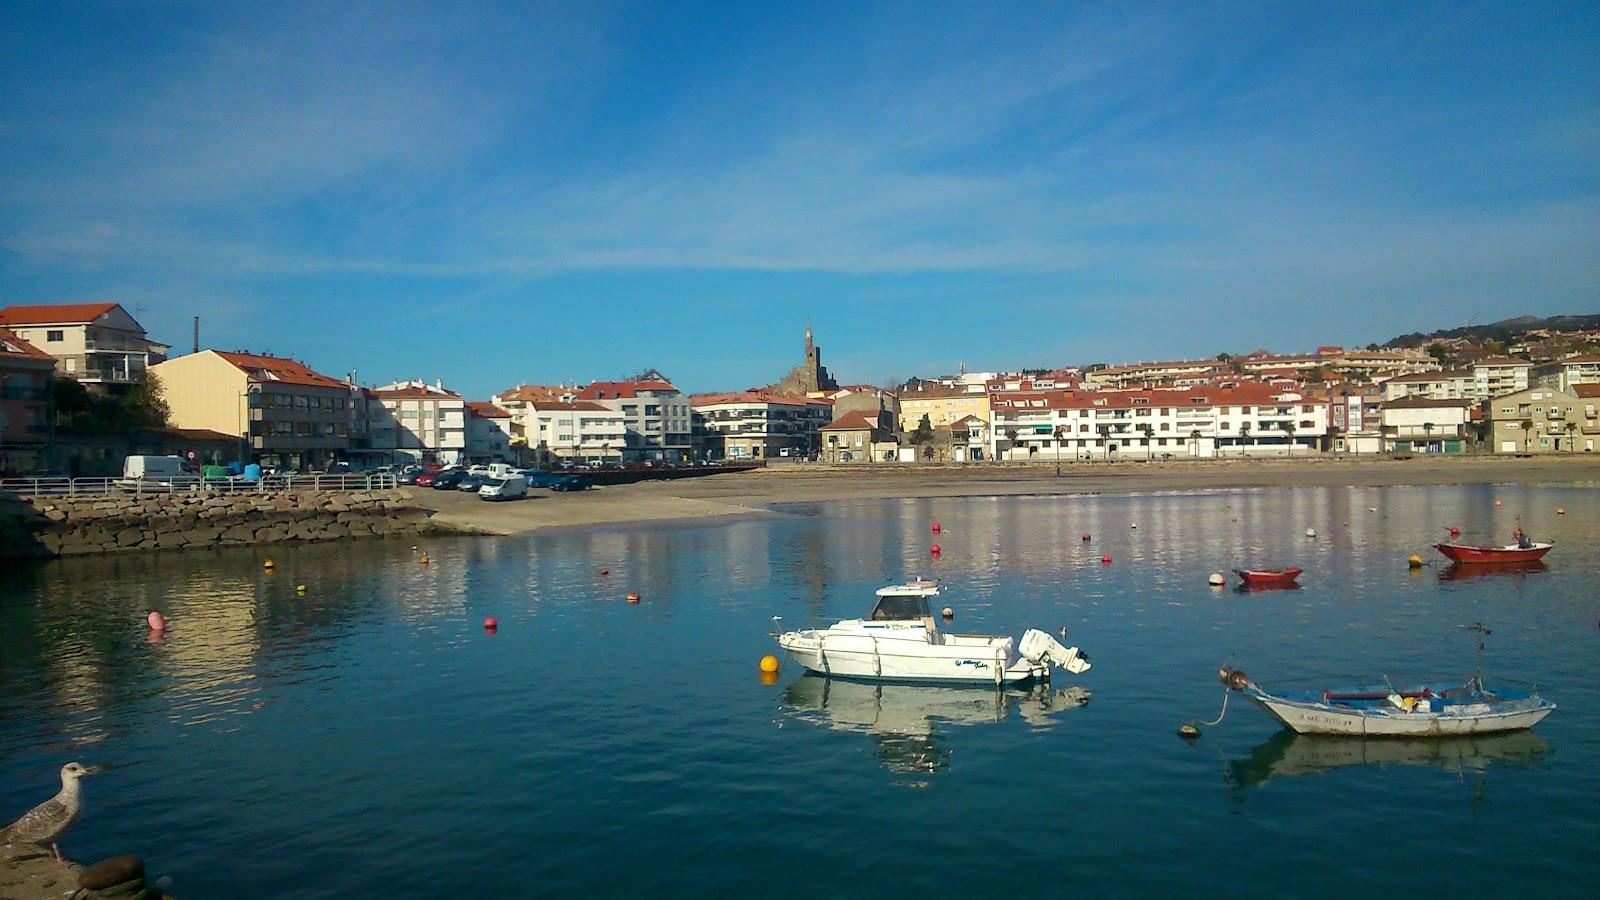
[1385,314,1600,349]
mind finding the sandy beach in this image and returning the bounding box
[414,456,1600,535]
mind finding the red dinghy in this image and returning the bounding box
[1233,567,1303,587]
[1434,542,1552,564]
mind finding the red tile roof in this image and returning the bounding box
[691,389,828,407]
[1473,356,1530,367]
[372,386,463,399]
[530,401,612,412]
[575,380,678,400]
[212,350,348,389]
[990,384,1327,412]
[1381,397,1476,410]
[820,410,881,431]
[0,327,54,362]
[465,401,511,418]
[0,302,124,326]
[495,384,570,403]
[1573,384,1600,398]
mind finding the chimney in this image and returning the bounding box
[193,316,200,354]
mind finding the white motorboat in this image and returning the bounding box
[773,578,1090,685]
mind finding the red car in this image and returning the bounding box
[414,472,439,487]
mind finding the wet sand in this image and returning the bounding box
[414,456,1600,536]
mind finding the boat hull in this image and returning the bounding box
[777,631,1042,684]
[1235,567,1302,586]
[1434,542,1551,564]
[1246,688,1555,736]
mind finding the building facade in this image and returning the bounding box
[988,386,1329,460]
[1472,357,1531,400]
[1380,370,1474,401]
[691,391,833,459]
[0,327,56,472]
[1377,398,1473,453]
[370,380,468,465]
[1533,354,1600,393]
[896,382,992,431]
[1484,386,1597,453]
[526,401,627,464]
[574,379,693,462]
[819,410,894,463]
[465,402,514,462]
[0,303,168,391]
[149,350,350,470]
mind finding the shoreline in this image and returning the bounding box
[414,456,1600,536]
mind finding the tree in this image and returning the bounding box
[1095,424,1112,460]
[1422,421,1435,449]
[1238,421,1251,456]
[1053,424,1068,476]
[1004,427,1019,460]
[1565,420,1577,452]
[1139,423,1154,459]
[1520,418,1534,452]
[1281,419,1296,456]
[910,414,934,446]
[1426,343,1451,364]
[1189,428,1202,459]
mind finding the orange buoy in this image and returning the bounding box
[759,655,780,673]
[627,592,641,604]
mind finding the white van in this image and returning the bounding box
[123,455,187,479]
[479,474,528,501]
[486,463,518,479]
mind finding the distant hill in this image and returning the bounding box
[1385,314,1600,349]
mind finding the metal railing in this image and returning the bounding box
[0,473,399,498]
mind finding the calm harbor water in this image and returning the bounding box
[3,483,1598,897]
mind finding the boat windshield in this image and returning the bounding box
[868,595,930,621]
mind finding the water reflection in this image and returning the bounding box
[1227,729,1552,792]
[780,675,1089,777]
[1437,561,1550,582]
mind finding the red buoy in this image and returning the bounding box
[931,522,942,534]
[930,543,942,556]
[483,617,498,630]
[1448,526,1460,536]
[627,592,641,604]
[1100,554,1112,564]
[1081,532,1091,542]
[600,569,610,576]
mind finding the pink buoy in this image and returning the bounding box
[627,592,641,604]
[1494,500,1502,507]
[931,522,942,534]
[930,543,942,556]
[1100,554,1112,565]
[1081,532,1091,542]
[483,617,498,631]
[147,611,166,631]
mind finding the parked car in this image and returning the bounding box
[523,471,565,488]
[466,465,491,477]
[432,470,468,490]
[457,474,487,492]
[398,470,422,485]
[479,475,528,501]
[550,475,593,492]
[413,471,438,487]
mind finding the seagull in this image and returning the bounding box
[1,762,99,862]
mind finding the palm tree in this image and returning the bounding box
[1520,418,1534,452]
[1564,420,1577,452]
[1421,421,1435,452]
[1053,424,1067,476]
[1139,423,1154,459]
[1096,424,1112,460]
[1189,428,1202,459]
[1238,421,1251,457]
[1281,420,1296,456]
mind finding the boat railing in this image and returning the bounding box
[1251,673,1544,696]
[0,473,400,498]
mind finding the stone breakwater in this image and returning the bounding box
[0,489,438,558]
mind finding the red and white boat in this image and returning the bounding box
[1434,542,1552,564]
[1233,567,1303,587]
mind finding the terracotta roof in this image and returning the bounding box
[575,380,678,400]
[692,389,828,407]
[1573,384,1600,398]
[161,427,240,442]
[373,386,463,399]
[213,350,347,389]
[465,401,511,418]
[1382,397,1476,410]
[991,384,1326,412]
[0,302,124,326]
[494,384,570,403]
[1473,356,1530,367]
[530,401,613,412]
[0,327,54,362]
[1553,354,1600,365]
[820,410,881,431]
[947,415,986,428]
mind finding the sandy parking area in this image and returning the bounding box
[411,456,1600,536]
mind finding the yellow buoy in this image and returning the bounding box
[759,655,780,673]
[262,559,274,570]
[1556,508,1565,515]
[296,584,307,593]
[419,553,430,565]
[1407,555,1423,569]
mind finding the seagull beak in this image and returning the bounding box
[81,765,104,776]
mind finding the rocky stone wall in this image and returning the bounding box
[0,489,436,558]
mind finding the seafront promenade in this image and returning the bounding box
[412,455,1600,536]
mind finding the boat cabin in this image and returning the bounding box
[868,579,940,621]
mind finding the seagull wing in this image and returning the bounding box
[2,795,75,845]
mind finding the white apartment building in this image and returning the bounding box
[691,391,833,459]
[1533,354,1600,393]
[465,402,514,462]
[370,379,468,465]
[575,379,693,462]
[1377,398,1474,452]
[1380,370,1474,402]
[988,386,1328,460]
[0,302,169,390]
[527,401,627,464]
[1472,357,1531,400]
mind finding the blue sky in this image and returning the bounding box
[1,1,1596,397]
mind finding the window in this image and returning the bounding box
[46,330,63,342]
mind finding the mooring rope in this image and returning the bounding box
[1197,686,1231,727]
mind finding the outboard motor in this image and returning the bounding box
[1019,629,1091,676]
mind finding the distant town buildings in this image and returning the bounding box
[691,390,833,460]
[0,303,168,391]
[370,380,469,466]
[0,327,55,471]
